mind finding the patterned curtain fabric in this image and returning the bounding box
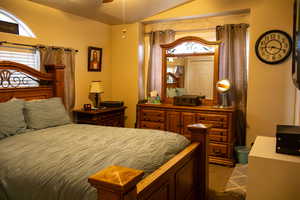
[38,47,76,114]
[146,30,175,96]
[216,23,249,145]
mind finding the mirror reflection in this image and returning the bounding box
[166,55,214,99]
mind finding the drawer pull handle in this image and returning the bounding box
[213,149,221,154]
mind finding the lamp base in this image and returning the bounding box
[215,92,229,108]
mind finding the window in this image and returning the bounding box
[0,50,40,88]
[0,10,39,88]
[0,50,40,70]
[0,9,35,37]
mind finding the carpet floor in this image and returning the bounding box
[208,164,247,200]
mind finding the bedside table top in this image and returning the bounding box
[73,106,127,114]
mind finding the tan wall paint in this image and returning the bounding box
[111,23,142,127]
[142,0,296,145]
[0,0,112,108]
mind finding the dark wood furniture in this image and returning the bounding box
[73,107,127,127]
[136,36,237,166]
[137,103,236,167]
[0,61,64,102]
[89,124,211,200]
[161,36,221,106]
[0,60,211,200]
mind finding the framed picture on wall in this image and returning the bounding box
[88,46,102,72]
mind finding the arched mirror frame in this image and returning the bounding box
[161,36,222,106]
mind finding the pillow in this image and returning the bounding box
[24,97,71,130]
[0,98,27,139]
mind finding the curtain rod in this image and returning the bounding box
[0,41,79,52]
[144,27,216,35]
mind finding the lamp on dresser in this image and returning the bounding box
[90,81,104,109]
[216,79,231,108]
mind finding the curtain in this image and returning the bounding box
[216,23,249,145]
[147,30,175,96]
[38,47,76,113]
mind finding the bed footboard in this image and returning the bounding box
[88,123,211,200]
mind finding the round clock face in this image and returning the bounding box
[255,30,292,64]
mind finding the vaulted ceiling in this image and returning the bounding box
[29,0,193,25]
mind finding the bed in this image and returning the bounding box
[0,61,211,200]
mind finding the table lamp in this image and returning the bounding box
[216,79,231,108]
[90,81,104,109]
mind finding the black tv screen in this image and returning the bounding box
[293,0,300,89]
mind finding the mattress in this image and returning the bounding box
[0,124,190,200]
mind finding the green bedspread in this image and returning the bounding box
[0,124,190,200]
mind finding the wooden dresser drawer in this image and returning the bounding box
[197,120,228,129]
[209,134,228,143]
[197,113,228,122]
[141,110,165,122]
[209,143,228,158]
[140,121,165,131]
[209,128,228,142]
[210,128,228,136]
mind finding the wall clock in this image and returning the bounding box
[255,30,292,64]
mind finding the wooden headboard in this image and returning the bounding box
[0,61,65,103]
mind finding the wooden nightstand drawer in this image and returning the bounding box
[73,107,127,127]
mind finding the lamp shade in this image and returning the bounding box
[216,79,231,93]
[90,81,104,93]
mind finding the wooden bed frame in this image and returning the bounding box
[0,61,211,200]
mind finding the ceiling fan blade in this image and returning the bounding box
[102,0,114,3]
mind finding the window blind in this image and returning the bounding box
[0,50,40,87]
[0,50,40,70]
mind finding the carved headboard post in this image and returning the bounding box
[45,64,65,103]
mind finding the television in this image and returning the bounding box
[293,0,300,89]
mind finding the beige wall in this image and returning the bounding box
[111,23,142,127]
[143,0,296,145]
[0,0,112,108]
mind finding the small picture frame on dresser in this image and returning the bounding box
[83,104,92,111]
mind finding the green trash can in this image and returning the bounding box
[235,146,250,164]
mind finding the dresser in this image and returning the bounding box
[73,106,127,127]
[136,103,236,166]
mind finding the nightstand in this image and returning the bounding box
[73,106,127,127]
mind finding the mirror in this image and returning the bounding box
[161,37,221,105]
[166,55,215,99]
